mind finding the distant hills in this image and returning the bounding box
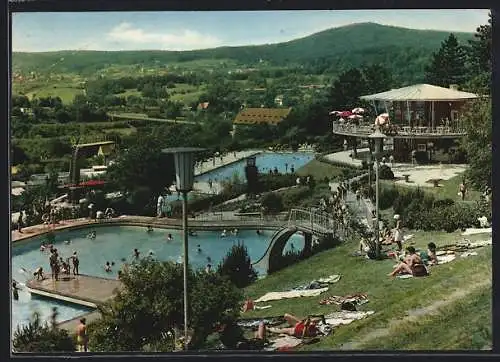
[12,22,475,82]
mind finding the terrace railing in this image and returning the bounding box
[332,123,467,137]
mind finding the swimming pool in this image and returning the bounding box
[196,152,315,182]
[12,225,304,333]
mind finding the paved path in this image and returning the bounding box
[26,274,123,308]
[323,149,467,188]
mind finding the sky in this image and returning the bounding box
[11,9,490,52]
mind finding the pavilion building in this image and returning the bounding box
[332,84,479,163]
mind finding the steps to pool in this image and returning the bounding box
[26,275,123,308]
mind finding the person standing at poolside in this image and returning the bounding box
[17,211,24,233]
[157,194,164,218]
[133,248,140,259]
[76,318,88,352]
[72,252,80,276]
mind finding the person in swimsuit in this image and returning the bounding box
[76,318,88,352]
[419,242,438,266]
[269,314,320,338]
[389,246,424,277]
[72,252,80,275]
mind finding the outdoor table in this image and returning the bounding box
[403,174,410,183]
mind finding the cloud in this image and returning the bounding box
[106,22,222,50]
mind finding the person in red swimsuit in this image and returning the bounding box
[269,313,320,338]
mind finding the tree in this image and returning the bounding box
[425,33,468,87]
[87,259,242,352]
[106,135,175,215]
[464,13,491,94]
[362,64,393,94]
[329,68,366,111]
[460,98,491,188]
[217,243,258,288]
[13,312,76,352]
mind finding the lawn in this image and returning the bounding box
[381,173,482,203]
[296,159,346,181]
[25,86,82,104]
[242,229,492,350]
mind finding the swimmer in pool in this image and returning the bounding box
[207,256,212,263]
[104,262,112,272]
[133,249,140,259]
[64,240,71,245]
[189,230,197,236]
[167,233,173,241]
[197,245,202,253]
[221,229,227,238]
[147,226,154,233]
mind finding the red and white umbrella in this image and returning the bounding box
[352,107,365,114]
[329,110,345,115]
[375,116,388,126]
[348,114,363,119]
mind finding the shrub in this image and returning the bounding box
[281,187,312,209]
[217,242,258,288]
[260,192,284,213]
[379,165,394,180]
[379,186,399,210]
[13,312,76,352]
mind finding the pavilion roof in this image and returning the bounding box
[360,84,479,102]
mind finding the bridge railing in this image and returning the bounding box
[288,208,337,234]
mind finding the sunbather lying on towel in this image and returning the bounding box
[268,313,321,338]
[389,246,428,278]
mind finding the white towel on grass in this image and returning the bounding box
[437,254,456,264]
[254,287,329,303]
[324,311,375,327]
[461,228,492,236]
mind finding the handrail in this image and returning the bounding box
[332,123,466,136]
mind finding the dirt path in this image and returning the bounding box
[340,278,491,350]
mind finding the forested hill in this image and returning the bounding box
[12,22,474,78]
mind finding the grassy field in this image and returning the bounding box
[242,229,492,350]
[25,86,82,104]
[382,174,482,202]
[296,159,346,180]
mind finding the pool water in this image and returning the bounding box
[196,152,315,182]
[12,225,304,333]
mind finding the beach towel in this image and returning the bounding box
[468,239,492,248]
[461,227,492,236]
[254,288,329,303]
[461,251,478,258]
[437,254,456,264]
[397,274,414,279]
[254,305,272,310]
[263,335,302,351]
[319,293,369,306]
[324,311,375,327]
[293,274,342,291]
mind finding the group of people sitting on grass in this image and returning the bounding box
[388,243,438,278]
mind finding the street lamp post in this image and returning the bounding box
[367,152,373,198]
[368,128,386,259]
[162,147,205,350]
